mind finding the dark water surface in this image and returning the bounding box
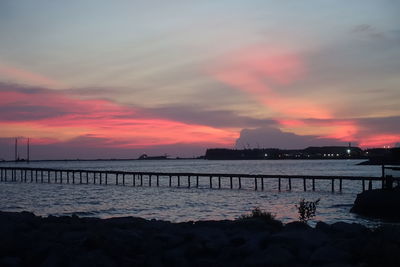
[0,159,386,226]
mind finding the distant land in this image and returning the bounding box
[1,146,399,165]
[204,146,400,164]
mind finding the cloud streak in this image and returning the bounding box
[0,63,64,88]
[0,83,238,157]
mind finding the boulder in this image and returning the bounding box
[330,222,367,237]
[310,245,350,265]
[351,188,400,221]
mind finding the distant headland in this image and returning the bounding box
[204,146,400,164]
[1,145,399,164]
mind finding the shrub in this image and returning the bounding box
[296,198,320,223]
[238,207,276,221]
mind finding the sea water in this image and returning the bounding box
[0,159,387,226]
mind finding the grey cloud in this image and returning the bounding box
[357,116,400,134]
[0,82,48,94]
[0,136,213,160]
[352,24,373,33]
[0,105,68,121]
[137,105,276,128]
[303,116,400,136]
[235,126,345,150]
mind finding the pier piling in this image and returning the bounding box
[0,167,391,193]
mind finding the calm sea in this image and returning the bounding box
[0,159,388,226]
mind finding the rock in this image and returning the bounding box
[315,221,331,232]
[258,245,294,266]
[62,230,87,243]
[284,221,311,231]
[330,222,367,237]
[70,250,116,267]
[162,247,186,266]
[2,211,400,266]
[183,240,203,258]
[0,256,22,267]
[229,236,247,247]
[153,233,184,248]
[41,251,64,267]
[310,245,350,264]
[351,188,400,220]
[271,229,328,251]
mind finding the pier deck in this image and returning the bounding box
[1,166,398,192]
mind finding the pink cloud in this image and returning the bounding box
[277,118,399,148]
[209,45,331,119]
[0,85,238,150]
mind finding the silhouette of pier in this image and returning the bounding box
[1,167,397,192]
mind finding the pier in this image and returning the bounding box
[1,166,398,192]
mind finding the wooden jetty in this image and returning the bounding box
[1,166,398,192]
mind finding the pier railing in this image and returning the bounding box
[0,166,398,193]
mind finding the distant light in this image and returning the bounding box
[336,154,339,156]
[347,149,351,154]
[264,153,268,157]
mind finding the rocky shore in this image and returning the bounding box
[1,211,400,267]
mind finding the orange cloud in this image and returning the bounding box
[0,63,64,88]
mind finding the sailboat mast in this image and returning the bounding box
[27,138,30,162]
[15,138,18,161]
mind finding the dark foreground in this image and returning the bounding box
[1,212,400,267]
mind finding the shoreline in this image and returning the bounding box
[0,158,367,163]
[1,211,400,266]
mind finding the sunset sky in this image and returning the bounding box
[1,0,399,159]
